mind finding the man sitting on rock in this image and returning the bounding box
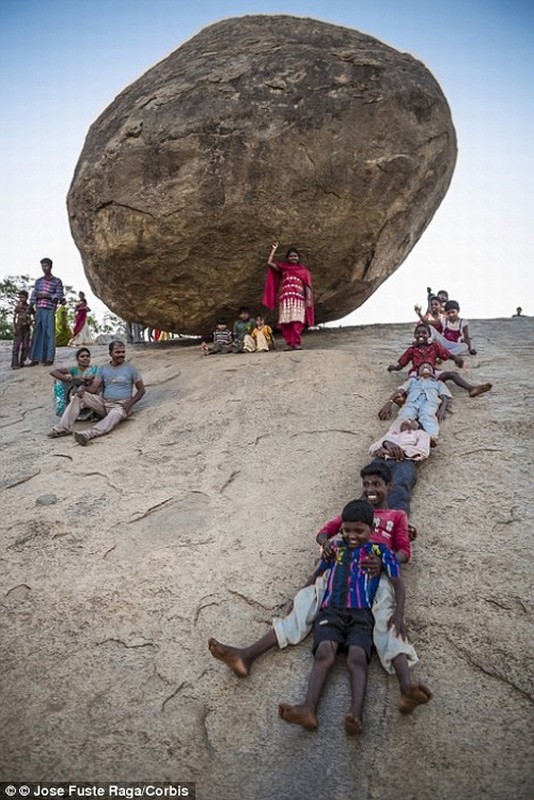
[47,340,145,446]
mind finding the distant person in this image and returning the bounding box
[69,291,94,346]
[55,298,72,347]
[232,307,256,352]
[263,241,314,350]
[201,318,234,355]
[11,290,34,369]
[48,340,145,446]
[29,257,64,365]
[436,289,449,311]
[512,307,523,317]
[251,315,275,352]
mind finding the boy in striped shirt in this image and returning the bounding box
[278,499,403,735]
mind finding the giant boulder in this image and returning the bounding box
[67,15,457,333]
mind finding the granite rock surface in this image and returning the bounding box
[68,15,457,333]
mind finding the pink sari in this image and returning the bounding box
[262,262,314,327]
[72,301,89,337]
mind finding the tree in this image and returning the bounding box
[0,274,125,340]
[0,274,32,339]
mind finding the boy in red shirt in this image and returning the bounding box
[209,463,431,715]
[388,323,491,397]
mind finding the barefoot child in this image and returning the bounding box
[251,315,275,351]
[201,319,233,355]
[278,499,404,734]
[388,324,491,398]
[209,464,431,716]
[316,462,429,712]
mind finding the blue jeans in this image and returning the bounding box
[370,458,417,515]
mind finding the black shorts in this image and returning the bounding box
[313,607,374,661]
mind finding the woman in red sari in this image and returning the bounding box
[262,241,314,350]
[69,291,90,342]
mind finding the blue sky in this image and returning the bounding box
[1,0,533,324]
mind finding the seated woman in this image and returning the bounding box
[49,347,98,418]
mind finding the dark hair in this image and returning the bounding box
[444,300,460,312]
[414,322,429,334]
[76,347,91,359]
[216,317,228,325]
[19,289,29,298]
[428,294,439,303]
[341,499,375,526]
[40,257,53,266]
[437,289,448,297]
[286,247,300,260]
[418,361,435,373]
[238,306,250,314]
[108,339,125,355]
[360,461,392,485]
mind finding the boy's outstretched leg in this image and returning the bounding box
[279,640,338,732]
[440,371,492,397]
[392,653,433,714]
[208,629,278,677]
[345,645,368,735]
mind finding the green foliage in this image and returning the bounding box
[0,274,32,340]
[0,274,126,340]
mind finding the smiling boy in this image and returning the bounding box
[209,464,431,716]
[278,499,404,734]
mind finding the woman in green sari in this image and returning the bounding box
[55,298,72,347]
[49,347,98,416]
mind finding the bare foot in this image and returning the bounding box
[344,713,363,735]
[399,683,433,714]
[208,638,250,678]
[469,382,492,398]
[278,702,318,731]
[408,524,418,541]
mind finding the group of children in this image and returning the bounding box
[201,307,275,355]
[208,286,491,735]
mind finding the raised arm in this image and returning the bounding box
[267,241,281,271]
[414,304,427,326]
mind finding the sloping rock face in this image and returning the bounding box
[68,15,457,333]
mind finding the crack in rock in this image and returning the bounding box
[128,497,175,523]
